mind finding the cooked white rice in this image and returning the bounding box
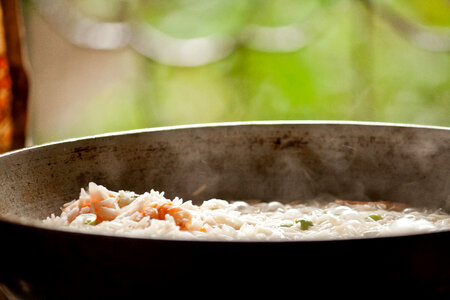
[43,182,450,240]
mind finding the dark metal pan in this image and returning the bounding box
[0,121,449,299]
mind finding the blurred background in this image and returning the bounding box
[20,0,449,145]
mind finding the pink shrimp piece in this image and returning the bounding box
[140,200,192,230]
[63,183,120,224]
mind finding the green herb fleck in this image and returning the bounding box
[280,223,293,228]
[295,219,314,230]
[85,219,97,225]
[369,214,383,221]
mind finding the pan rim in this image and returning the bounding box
[1,120,449,159]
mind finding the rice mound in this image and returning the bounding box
[43,182,450,240]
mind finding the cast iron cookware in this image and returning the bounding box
[0,122,449,299]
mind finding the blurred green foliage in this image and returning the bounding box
[34,0,450,142]
[382,0,450,26]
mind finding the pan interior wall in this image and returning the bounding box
[0,123,449,220]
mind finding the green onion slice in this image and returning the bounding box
[369,214,383,221]
[295,219,314,230]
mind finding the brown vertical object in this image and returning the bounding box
[0,0,28,153]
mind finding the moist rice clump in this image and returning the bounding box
[43,182,450,240]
